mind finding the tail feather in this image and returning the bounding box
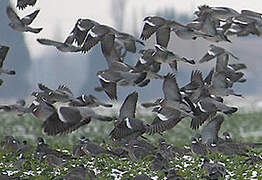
[30,28,43,33]
[224,107,238,115]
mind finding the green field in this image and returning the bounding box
[1,109,262,179]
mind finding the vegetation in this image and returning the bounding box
[1,110,262,179]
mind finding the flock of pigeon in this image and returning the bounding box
[1,1,262,179]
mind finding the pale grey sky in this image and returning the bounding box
[9,0,262,59]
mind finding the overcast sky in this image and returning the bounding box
[9,0,262,59]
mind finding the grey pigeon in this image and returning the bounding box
[120,140,152,161]
[95,79,117,100]
[152,44,195,72]
[82,138,117,157]
[37,38,82,52]
[6,6,42,33]
[3,136,20,153]
[140,16,195,48]
[151,152,170,171]
[72,136,86,156]
[63,165,96,180]
[67,18,99,46]
[110,92,149,143]
[191,136,208,156]
[36,137,73,159]
[0,99,31,116]
[201,115,225,145]
[0,45,15,76]
[201,157,227,179]
[199,44,238,63]
[30,98,92,136]
[16,0,37,10]
[166,169,185,180]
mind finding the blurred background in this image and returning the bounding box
[1,0,262,108]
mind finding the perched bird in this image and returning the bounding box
[42,154,67,167]
[82,138,117,157]
[3,136,20,153]
[0,45,15,76]
[222,131,262,149]
[120,140,152,161]
[166,169,185,180]
[16,0,37,10]
[72,136,86,156]
[6,6,42,33]
[191,136,208,156]
[37,38,82,52]
[124,175,152,180]
[63,165,96,180]
[243,154,262,165]
[36,137,72,159]
[207,139,248,156]
[151,152,170,171]
[16,140,32,153]
[201,157,227,179]
[158,138,190,156]
[15,153,26,169]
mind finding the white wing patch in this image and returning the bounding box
[98,74,111,83]
[144,19,156,27]
[157,113,168,121]
[124,117,132,129]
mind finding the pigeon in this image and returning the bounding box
[191,136,208,156]
[16,0,37,10]
[0,45,15,76]
[6,6,42,33]
[36,137,73,159]
[3,136,20,153]
[63,165,96,180]
[199,44,238,63]
[0,99,31,116]
[201,157,227,179]
[82,138,117,157]
[110,92,149,143]
[201,115,225,145]
[37,38,82,52]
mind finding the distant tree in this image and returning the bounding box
[110,0,127,30]
[156,7,193,23]
[0,1,31,100]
